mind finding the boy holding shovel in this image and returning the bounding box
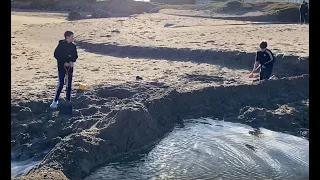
[50,31,78,109]
[249,41,275,80]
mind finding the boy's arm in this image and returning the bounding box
[71,45,78,62]
[54,42,68,63]
[252,52,260,72]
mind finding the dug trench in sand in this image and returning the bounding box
[11,4,308,180]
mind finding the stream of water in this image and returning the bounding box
[85,118,309,180]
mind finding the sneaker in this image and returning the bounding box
[50,101,58,109]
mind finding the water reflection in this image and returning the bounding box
[85,118,309,180]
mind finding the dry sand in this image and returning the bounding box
[11,10,309,103]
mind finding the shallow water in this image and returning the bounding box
[85,118,309,180]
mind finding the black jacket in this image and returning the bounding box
[255,49,275,68]
[300,4,308,14]
[54,40,78,73]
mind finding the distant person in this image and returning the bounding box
[50,31,78,109]
[249,41,275,80]
[299,1,308,24]
[305,2,309,23]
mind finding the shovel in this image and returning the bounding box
[60,66,73,115]
[249,64,261,78]
[64,66,71,88]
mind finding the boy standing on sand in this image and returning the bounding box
[50,31,78,109]
[250,41,275,80]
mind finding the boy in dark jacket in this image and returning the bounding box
[50,31,78,109]
[250,41,275,80]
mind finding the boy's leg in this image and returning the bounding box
[259,68,265,80]
[265,67,273,79]
[304,14,307,23]
[300,13,304,24]
[303,14,306,23]
[54,71,66,102]
[66,72,73,102]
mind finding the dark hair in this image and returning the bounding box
[259,41,267,49]
[64,31,74,39]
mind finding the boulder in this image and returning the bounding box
[67,11,82,21]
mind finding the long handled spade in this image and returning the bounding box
[249,65,276,80]
[248,64,261,78]
[60,66,72,114]
[64,66,71,89]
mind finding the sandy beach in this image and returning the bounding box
[11,6,309,180]
[11,10,308,102]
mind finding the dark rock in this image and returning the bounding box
[111,30,120,33]
[136,76,143,81]
[164,23,174,28]
[245,144,256,151]
[248,129,262,137]
[68,11,82,21]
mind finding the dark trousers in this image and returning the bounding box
[300,13,307,23]
[54,70,73,102]
[260,66,273,80]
